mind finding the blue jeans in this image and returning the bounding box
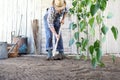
[44,13,64,55]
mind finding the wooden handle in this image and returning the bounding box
[53,27,62,56]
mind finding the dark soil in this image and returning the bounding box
[0,55,120,80]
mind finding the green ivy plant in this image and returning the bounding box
[69,0,118,68]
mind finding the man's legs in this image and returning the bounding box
[57,34,64,54]
[45,28,53,59]
[44,14,53,59]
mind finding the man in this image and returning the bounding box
[43,0,68,60]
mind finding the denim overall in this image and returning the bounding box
[44,8,64,58]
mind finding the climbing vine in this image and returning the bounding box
[69,0,118,68]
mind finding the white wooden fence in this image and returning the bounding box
[0,0,120,54]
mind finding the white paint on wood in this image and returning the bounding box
[0,0,119,54]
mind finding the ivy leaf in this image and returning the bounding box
[90,4,99,16]
[81,38,89,51]
[80,20,86,32]
[69,22,77,30]
[81,13,87,19]
[76,42,81,48]
[74,32,79,40]
[77,14,81,20]
[86,12,90,17]
[96,48,102,62]
[69,38,74,46]
[107,12,113,19]
[89,17,95,28]
[81,0,86,6]
[89,45,94,56]
[86,0,92,6]
[99,0,107,11]
[94,40,101,49]
[69,8,74,14]
[72,0,77,7]
[111,26,118,40]
[96,14,102,24]
[101,24,109,35]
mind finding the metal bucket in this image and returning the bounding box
[0,42,8,59]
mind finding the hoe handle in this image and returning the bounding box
[53,27,61,56]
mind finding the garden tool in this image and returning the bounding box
[53,26,62,57]
[8,39,19,54]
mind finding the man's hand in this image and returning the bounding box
[55,34,60,40]
[60,19,64,25]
